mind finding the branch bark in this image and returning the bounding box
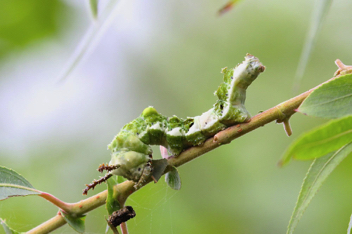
[26,76,335,233]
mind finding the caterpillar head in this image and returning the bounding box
[109,151,153,189]
[231,54,266,88]
[82,151,153,195]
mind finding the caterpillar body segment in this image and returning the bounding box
[83,54,265,194]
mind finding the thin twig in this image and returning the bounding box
[25,75,337,233]
[38,193,73,214]
[120,222,128,234]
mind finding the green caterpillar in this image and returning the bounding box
[83,54,265,194]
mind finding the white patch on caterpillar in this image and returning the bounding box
[185,117,201,137]
[150,122,164,131]
[199,109,218,130]
[167,127,184,136]
[228,62,247,104]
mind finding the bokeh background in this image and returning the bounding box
[1,0,352,233]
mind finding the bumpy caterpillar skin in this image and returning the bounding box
[104,54,265,189]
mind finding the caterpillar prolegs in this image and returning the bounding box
[83,54,265,194]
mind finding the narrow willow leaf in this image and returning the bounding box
[0,219,22,234]
[0,166,40,200]
[58,0,121,82]
[286,143,352,234]
[88,0,99,19]
[280,115,352,165]
[348,214,352,234]
[151,159,168,182]
[299,74,352,119]
[218,0,241,15]
[293,0,332,92]
[165,167,181,190]
[60,211,86,234]
[106,177,121,215]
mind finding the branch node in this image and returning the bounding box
[334,59,352,76]
[282,118,293,136]
[275,105,293,136]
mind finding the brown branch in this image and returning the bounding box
[25,75,337,233]
[38,193,73,214]
[26,181,135,234]
[167,89,310,167]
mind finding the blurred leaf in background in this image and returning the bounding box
[0,0,67,60]
[218,0,241,15]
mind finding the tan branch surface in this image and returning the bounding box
[26,75,337,234]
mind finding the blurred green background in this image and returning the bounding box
[1,0,352,233]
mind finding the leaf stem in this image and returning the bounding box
[120,222,128,234]
[39,193,73,214]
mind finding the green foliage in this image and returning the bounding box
[0,0,68,59]
[282,72,352,165]
[165,167,181,190]
[280,116,352,165]
[106,177,121,215]
[0,166,40,201]
[286,143,352,234]
[60,210,86,234]
[88,0,99,19]
[117,175,127,184]
[299,74,352,118]
[0,219,22,234]
[284,68,352,233]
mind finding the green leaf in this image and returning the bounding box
[0,166,40,200]
[293,0,332,92]
[60,211,86,233]
[279,115,352,165]
[286,142,352,234]
[88,0,98,19]
[106,177,121,215]
[0,0,68,60]
[165,167,181,190]
[298,74,352,119]
[151,159,168,182]
[117,175,127,184]
[0,219,23,234]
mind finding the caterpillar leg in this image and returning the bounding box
[133,161,153,189]
[98,163,120,173]
[83,173,113,195]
